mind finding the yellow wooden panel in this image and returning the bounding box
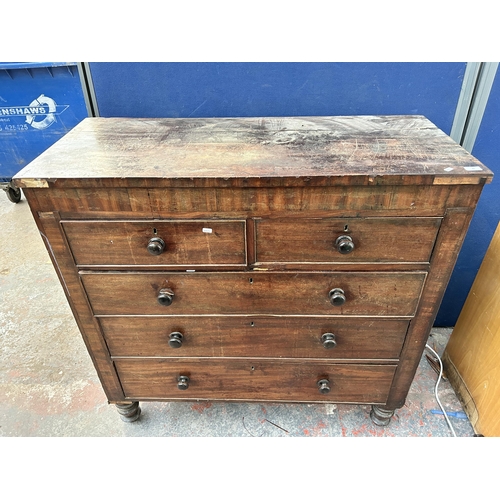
[444,222,500,436]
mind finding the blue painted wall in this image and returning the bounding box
[89,62,465,134]
[435,69,500,326]
[89,62,498,326]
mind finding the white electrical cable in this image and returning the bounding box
[425,344,457,437]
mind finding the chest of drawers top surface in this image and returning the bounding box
[13,115,492,187]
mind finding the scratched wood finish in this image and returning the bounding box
[13,116,493,422]
[255,217,441,264]
[62,220,247,267]
[100,316,409,359]
[115,358,397,403]
[384,208,479,409]
[30,184,485,219]
[81,271,426,317]
[13,116,492,188]
[20,191,125,401]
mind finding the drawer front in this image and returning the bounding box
[82,271,426,316]
[255,217,441,264]
[115,358,397,403]
[101,316,409,359]
[62,220,247,266]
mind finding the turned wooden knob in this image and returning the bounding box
[317,379,331,394]
[169,332,183,348]
[177,375,190,390]
[321,333,337,349]
[335,235,354,254]
[329,288,346,306]
[147,237,165,255]
[157,288,174,306]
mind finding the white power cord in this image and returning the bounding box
[425,344,457,437]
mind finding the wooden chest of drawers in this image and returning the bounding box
[13,115,493,426]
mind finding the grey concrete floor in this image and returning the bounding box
[0,190,475,437]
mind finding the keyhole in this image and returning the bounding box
[250,321,255,327]
[153,227,157,235]
[344,224,349,232]
[249,278,253,284]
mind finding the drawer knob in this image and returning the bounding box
[317,379,331,394]
[321,332,337,349]
[147,237,166,256]
[157,288,175,306]
[177,375,190,390]
[335,235,355,254]
[329,288,346,306]
[169,332,184,348]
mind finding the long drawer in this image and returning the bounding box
[101,316,409,359]
[255,217,441,264]
[81,271,427,316]
[62,219,247,267]
[115,358,397,403]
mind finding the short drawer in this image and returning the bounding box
[62,220,247,267]
[115,358,397,403]
[81,271,426,316]
[255,217,441,264]
[102,316,409,359]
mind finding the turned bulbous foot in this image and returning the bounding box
[116,401,141,422]
[370,405,394,426]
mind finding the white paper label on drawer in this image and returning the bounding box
[464,166,483,171]
[202,228,213,233]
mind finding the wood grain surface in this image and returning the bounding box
[80,271,426,316]
[30,184,484,218]
[100,316,409,359]
[13,116,493,188]
[15,116,492,416]
[62,219,246,267]
[115,358,397,403]
[443,222,500,436]
[255,216,441,264]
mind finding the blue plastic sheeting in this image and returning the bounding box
[436,69,500,326]
[0,62,76,71]
[0,63,87,181]
[88,62,465,134]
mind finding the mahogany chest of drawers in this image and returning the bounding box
[13,116,493,426]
